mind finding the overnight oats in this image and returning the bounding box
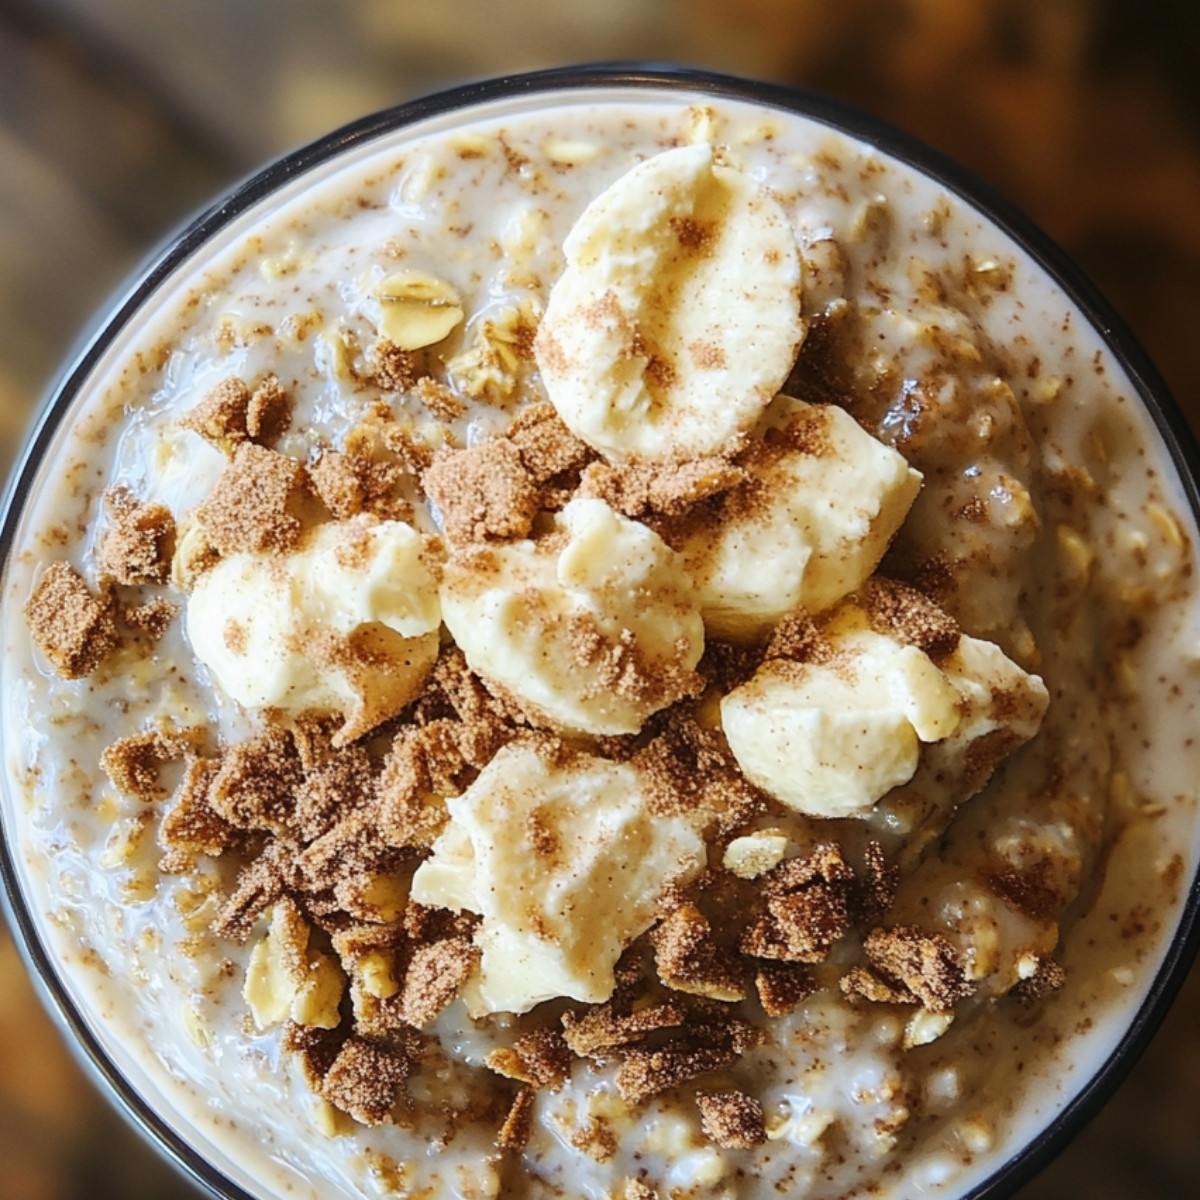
[2,71,1200,1200]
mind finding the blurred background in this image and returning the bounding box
[1,1,1199,1197]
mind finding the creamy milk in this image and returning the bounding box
[2,81,1199,1200]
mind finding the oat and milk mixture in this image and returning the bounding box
[3,91,1200,1200]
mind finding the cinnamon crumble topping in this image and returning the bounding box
[369,340,418,392]
[194,443,307,554]
[180,377,252,452]
[740,844,856,964]
[652,904,747,1001]
[100,725,200,801]
[422,439,541,545]
[98,486,176,585]
[319,1036,411,1126]
[696,1089,768,1149]
[24,561,119,678]
[122,598,179,640]
[496,1086,536,1151]
[486,1028,573,1090]
[860,925,975,1013]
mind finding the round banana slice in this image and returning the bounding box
[534,143,804,461]
[721,629,960,819]
[187,516,441,743]
[410,741,707,1014]
[440,497,704,736]
[721,598,1047,820]
[682,396,922,641]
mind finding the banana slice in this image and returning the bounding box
[186,515,441,743]
[682,396,922,641]
[534,143,804,461]
[721,598,1045,818]
[440,497,704,736]
[410,741,707,1014]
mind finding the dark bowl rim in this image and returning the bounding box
[3,60,1200,1200]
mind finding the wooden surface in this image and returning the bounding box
[1,2,1198,1197]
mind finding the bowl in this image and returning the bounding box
[2,63,1199,1200]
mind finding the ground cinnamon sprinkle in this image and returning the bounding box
[24,561,119,678]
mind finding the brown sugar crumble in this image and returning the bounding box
[24,561,119,678]
[496,1086,536,1151]
[319,1036,411,1126]
[194,442,307,554]
[370,340,418,392]
[100,725,201,800]
[740,844,856,964]
[862,576,961,662]
[98,486,176,585]
[422,438,541,545]
[695,1089,768,1150]
[181,377,252,452]
[859,925,975,1013]
[122,598,180,640]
